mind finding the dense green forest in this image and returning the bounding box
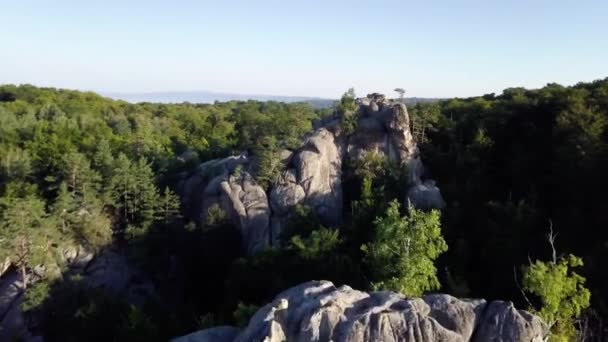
[0,80,607,341]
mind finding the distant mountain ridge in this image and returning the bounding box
[102,91,443,108]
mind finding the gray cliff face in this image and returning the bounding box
[173,280,548,342]
[270,126,344,244]
[178,93,445,255]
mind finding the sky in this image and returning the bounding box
[1,0,608,98]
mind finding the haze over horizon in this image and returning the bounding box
[2,0,608,99]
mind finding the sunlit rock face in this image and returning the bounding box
[173,280,548,342]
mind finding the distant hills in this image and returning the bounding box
[102,91,442,108]
[101,91,336,108]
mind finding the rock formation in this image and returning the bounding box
[178,94,445,255]
[173,280,548,342]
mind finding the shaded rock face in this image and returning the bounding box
[0,247,155,342]
[173,280,548,342]
[178,155,271,255]
[179,94,445,255]
[0,272,38,342]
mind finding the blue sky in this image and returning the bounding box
[1,0,607,98]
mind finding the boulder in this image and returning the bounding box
[80,249,156,305]
[175,281,548,342]
[171,326,240,342]
[406,180,446,210]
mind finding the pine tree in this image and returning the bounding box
[110,153,135,221]
[0,190,46,289]
[93,139,115,201]
[156,187,181,224]
[132,157,159,229]
[62,151,101,204]
[253,135,281,188]
[52,182,76,234]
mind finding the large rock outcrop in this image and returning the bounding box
[173,280,548,342]
[270,126,344,244]
[178,155,272,254]
[179,94,445,255]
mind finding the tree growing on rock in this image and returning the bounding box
[253,135,282,188]
[394,88,406,103]
[338,88,358,135]
[363,200,447,297]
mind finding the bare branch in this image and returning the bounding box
[513,265,534,310]
[547,219,558,264]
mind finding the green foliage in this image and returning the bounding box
[3,80,608,340]
[156,187,182,224]
[232,302,259,328]
[25,277,166,342]
[205,203,229,228]
[282,204,324,243]
[363,200,448,297]
[21,280,51,312]
[338,88,358,135]
[523,255,591,341]
[253,135,282,188]
[289,228,341,260]
[196,313,217,330]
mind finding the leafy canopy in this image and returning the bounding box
[523,254,591,341]
[363,200,448,297]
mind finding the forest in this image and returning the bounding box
[0,79,607,341]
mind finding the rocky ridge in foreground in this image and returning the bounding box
[174,280,548,342]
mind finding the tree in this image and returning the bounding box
[523,254,591,341]
[289,228,341,260]
[338,88,358,135]
[394,88,406,103]
[253,135,282,188]
[131,157,159,229]
[363,200,448,297]
[110,153,134,221]
[61,151,100,203]
[52,182,76,234]
[0,190,46,289]
[93,139,115,198]
[156,187,181,224]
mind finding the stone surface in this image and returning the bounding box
[406,180,446,210]
[0,272,44,342]
[176,280,548,342]
[269,127,343,241]
[178,155,271,255]
[171,326,240,342]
